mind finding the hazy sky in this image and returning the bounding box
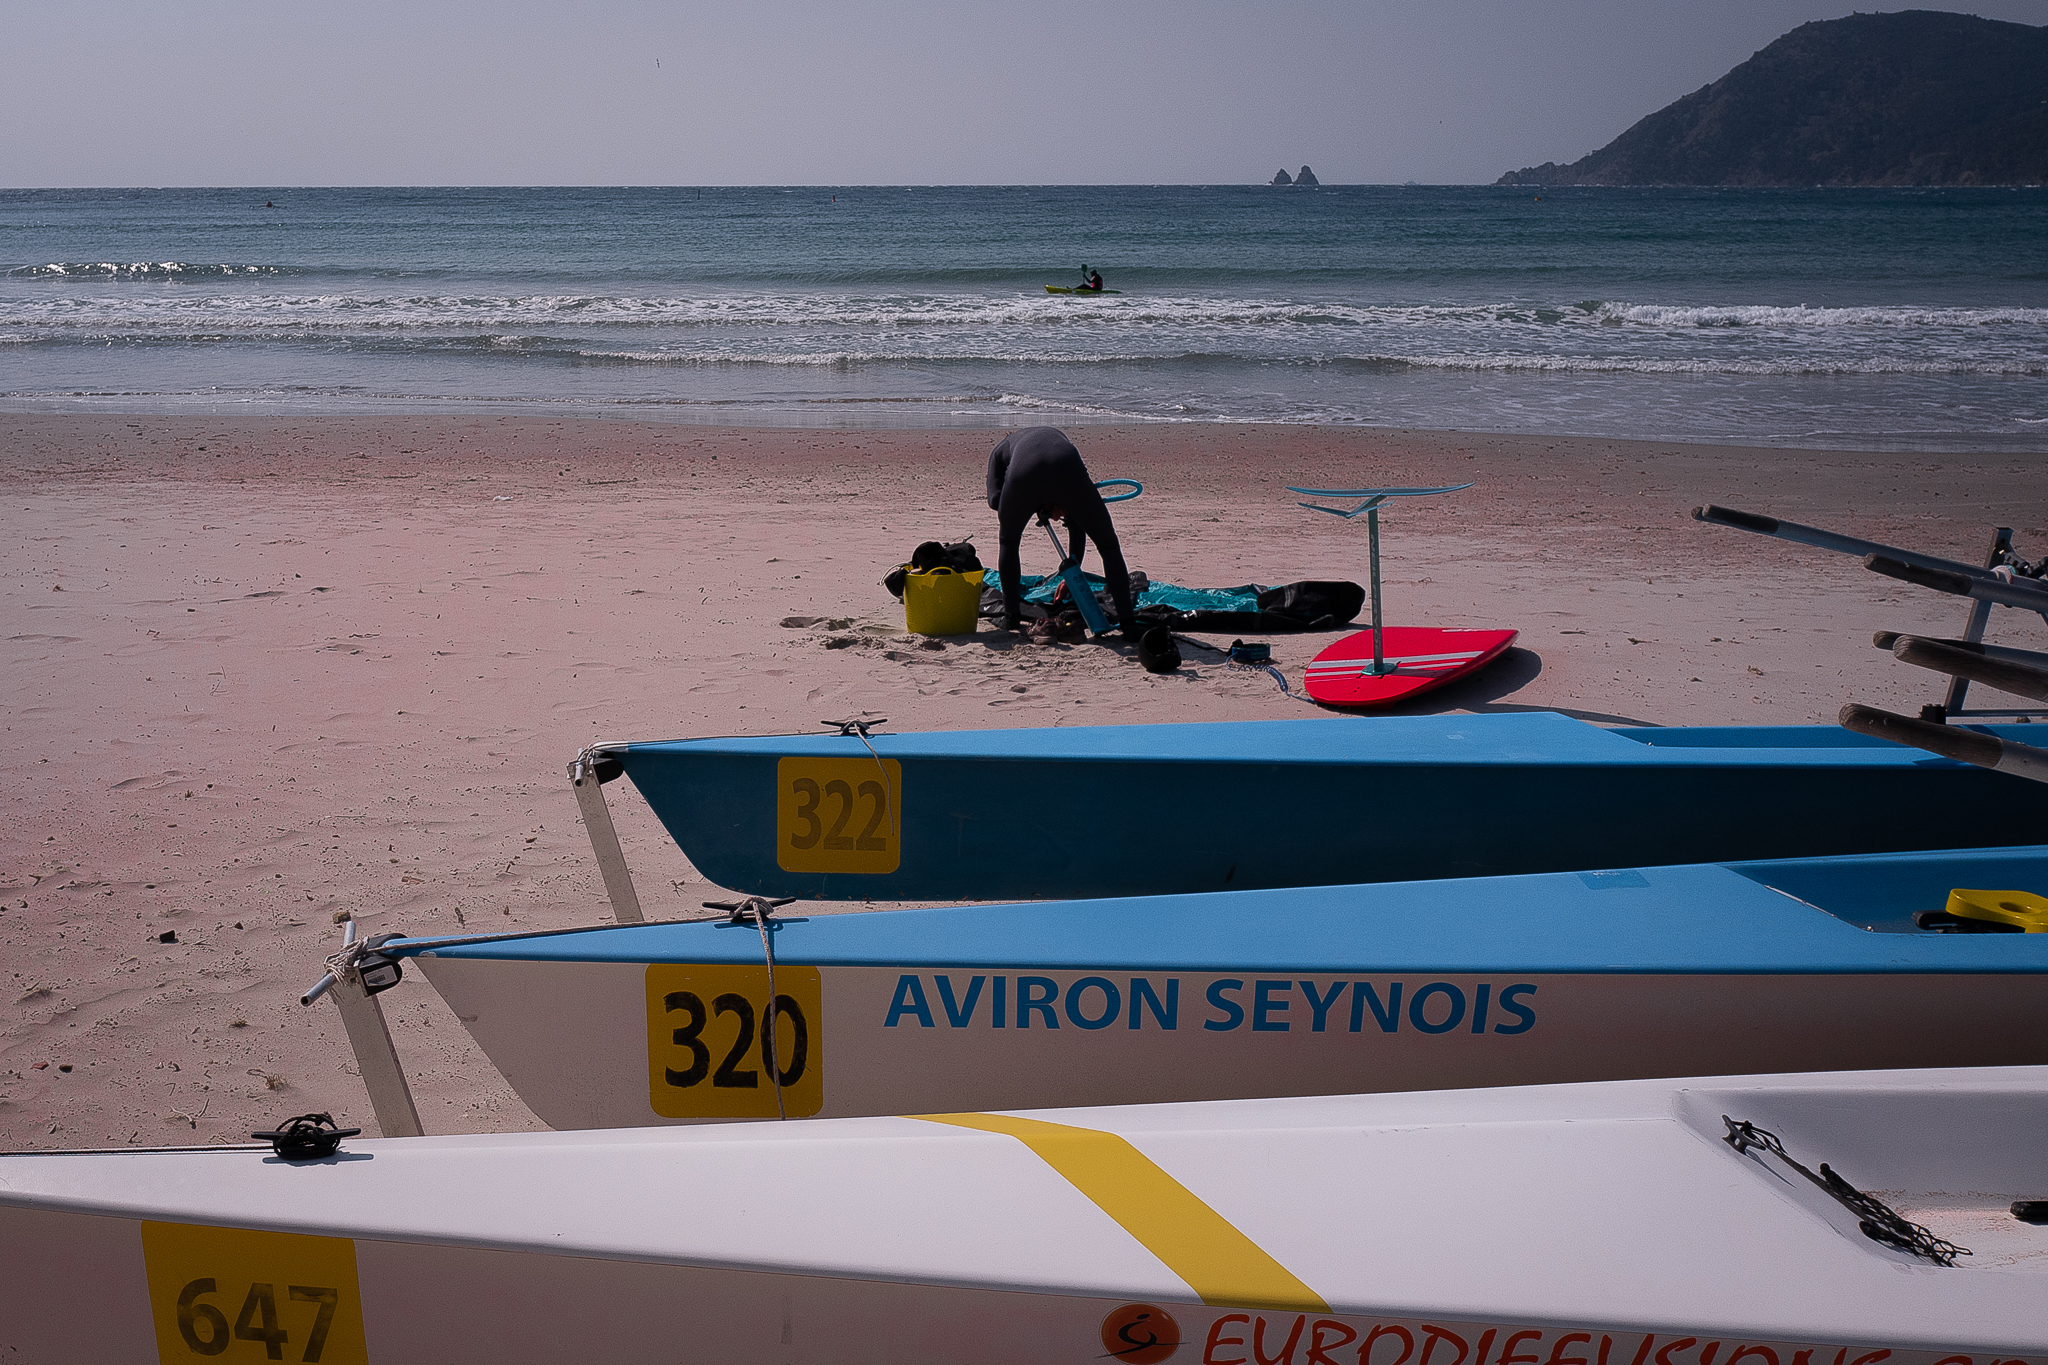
[9,1,2043,186]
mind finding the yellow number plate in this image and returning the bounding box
[646,962,825,1119]
[140,1221,366,1365]
[776,756,902,874]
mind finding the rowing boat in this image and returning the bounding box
[589,713,2048,902]
[5,1066,2042,1361]
[386,844,2048,1129]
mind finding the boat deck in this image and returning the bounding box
[3,1067,2044,1358]
[396,845,2048,974]
[604,714,2048,900]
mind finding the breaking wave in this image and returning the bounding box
[6,288,2045,334]
[7,261,294,279]
[1597,302,2048,329]
[1346,352,2048,377]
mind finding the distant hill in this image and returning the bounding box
[1498,11,2048,187]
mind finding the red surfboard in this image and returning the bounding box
[1304,626,1519,709]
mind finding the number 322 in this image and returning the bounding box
[786,777,888,852]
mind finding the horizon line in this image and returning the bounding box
[1,182,1446,192]
[7,182,2039,193]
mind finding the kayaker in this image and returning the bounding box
[986,426,1138,637]
[1078,266,1104,291]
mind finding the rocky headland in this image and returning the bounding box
[1498,11,2048,187]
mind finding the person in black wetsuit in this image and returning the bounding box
[986,426,1138,635]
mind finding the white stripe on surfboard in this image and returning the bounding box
[1306,649,1485,673]
[1310,665,1464,679]
[1306,649,1486,667]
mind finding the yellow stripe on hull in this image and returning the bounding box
[915,1111,1328,1313]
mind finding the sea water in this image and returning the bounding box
[1,185,2043,450]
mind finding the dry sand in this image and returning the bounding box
[3,413,2043,1147]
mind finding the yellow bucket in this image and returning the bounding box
[902,566,985,635]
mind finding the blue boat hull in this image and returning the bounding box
[612,714,2048,900]
[398,845,2048,1129]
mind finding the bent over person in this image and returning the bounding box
[986,426,1138,635]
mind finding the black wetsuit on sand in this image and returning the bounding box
[986,426,1135,630]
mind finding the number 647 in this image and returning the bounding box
[174,1280,338,1361]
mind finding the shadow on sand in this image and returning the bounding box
[944,629,1658,728]
[1363,648,1660,728]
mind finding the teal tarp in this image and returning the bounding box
[983,570,1260,613]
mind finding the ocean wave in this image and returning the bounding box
[564,347,1141,367]
[992,393,1168,420]
[490,346,2048,377]
[0,289,1244,329]
[1597,302,2048,328]
[1,324,2039,377]
[4,287,2046,337]
[6,261,294,279]
[1343,352,2048,377]
[514,346,2048,377]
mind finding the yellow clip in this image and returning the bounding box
[1945,888,2048,933]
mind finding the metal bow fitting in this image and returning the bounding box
[301,917,406,1006]
[1287,482,1473,677]
[252,1112,362,1162]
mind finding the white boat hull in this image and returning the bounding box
[3,1066,2045,1362]
[418,954,2048,1128]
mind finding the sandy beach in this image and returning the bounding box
[3,413,2043,1147]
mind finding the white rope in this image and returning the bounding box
[826,715,899,845]
[704,895,796,1119]
[751,902,786,1121]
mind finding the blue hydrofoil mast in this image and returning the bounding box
[1287,482,1471,676]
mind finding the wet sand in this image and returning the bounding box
[3,414,2043,1146]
